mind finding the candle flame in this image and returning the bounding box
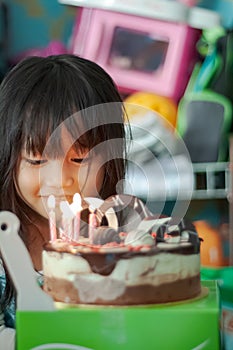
[73,193,82,209]
[60,200,74,218]
[70,193,82,215]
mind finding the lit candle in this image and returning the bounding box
[60,200,74,241]
[88,205,98,244]
[47,195,57,242]
[72,193,82,241]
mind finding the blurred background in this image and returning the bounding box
[5,0,233,63]
[4,0,75,69]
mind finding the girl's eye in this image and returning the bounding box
[71,158,87,164]
[25,159,47,166]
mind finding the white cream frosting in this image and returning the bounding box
[43,248,200,303]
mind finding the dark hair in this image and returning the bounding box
[0,54,127,309]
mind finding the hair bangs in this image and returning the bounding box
[20,74,80,157]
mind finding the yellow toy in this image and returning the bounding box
[124,91,177,129]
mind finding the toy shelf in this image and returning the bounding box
[192,162,229,200]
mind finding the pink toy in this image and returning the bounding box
[70,8,200,101]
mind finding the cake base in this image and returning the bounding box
[55,285,209,309]
[43,274,201,305]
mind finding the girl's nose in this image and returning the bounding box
[40,160,74,189]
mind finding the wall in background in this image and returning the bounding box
[200,0,233,28]
[6,0,76,61]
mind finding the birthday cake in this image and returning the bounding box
[42,195,201,305]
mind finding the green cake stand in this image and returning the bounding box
[16,280,219,350]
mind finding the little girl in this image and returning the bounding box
[0,54,127,347]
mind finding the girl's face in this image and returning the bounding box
[16,129,105,220]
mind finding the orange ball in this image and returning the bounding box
[124,92,177,129]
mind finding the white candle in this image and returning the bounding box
[88,205,97,244]
[72,193,82,241]
[60,200,74,241]
[47,195,57,242]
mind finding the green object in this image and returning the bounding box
[201,266,233,350]
[201,266,233,306]
[177,27,233,163]
[177,90,232,162]
[16,281,219,350]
